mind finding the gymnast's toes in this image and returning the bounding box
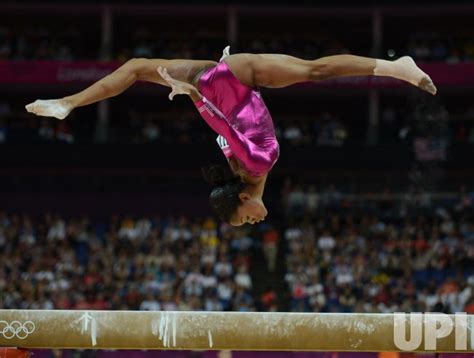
[25,102,36,113]
[419,76,437,95]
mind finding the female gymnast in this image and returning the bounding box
[26,47,437,226]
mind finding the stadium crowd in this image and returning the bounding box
[1,21,474,63]
[0,183,473,314]
[2,99,474,147]
[404,32,474,63]
[0,213,263,312]
[281,183,474,314]
[0,101,353,146]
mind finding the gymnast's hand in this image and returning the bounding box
[157,66,201,102]
[25,98,73,120]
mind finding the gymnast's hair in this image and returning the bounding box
[201,164,245,222]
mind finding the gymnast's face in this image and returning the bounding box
[230,193,268,226]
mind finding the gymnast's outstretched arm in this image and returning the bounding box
[25,58,216,119]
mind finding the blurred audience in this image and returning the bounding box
[0,214,260,312]
[405,32,474,63]
[281,182,474,313]
[0,183,473,314]
[2,21,474,63]
[0,24,95,60]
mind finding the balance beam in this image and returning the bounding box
[0,310,472,352]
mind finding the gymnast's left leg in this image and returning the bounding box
[224,53,437,95]
[25,58,217,119]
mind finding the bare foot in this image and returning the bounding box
[396,56,437,95]
[418,76,437,96]
[25,99,73,120]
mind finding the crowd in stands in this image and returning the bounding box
[1,20,474,63]
[0,102,77,144]
[239,36,352,60]
[0,24,97,61]
[3,97,474,147]
[404,32,474,63]
[116,29,225,63]
[281,182,474,314]
[0,100,353,146]
[0,213,268,312]
[1,182,473,315]
[0,24,352,62]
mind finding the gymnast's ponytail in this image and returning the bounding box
[201,164,246,222]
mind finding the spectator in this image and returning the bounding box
[0,119,6,144]
[142,120,160,142]
[260,287,278,311]
[234,265,252,291]
[38,119,55,142]
[56,121,75,144]
[140,292,161,311]
[262,227,279,273]
[283,122,303,144]
[286,185,306,217]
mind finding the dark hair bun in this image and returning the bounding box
[201,164,234,186]
[202,164,246,222]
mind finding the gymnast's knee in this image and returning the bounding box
[251,55,276,87]
[307,60,334,81]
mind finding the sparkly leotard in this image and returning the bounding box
[194,58,279,177]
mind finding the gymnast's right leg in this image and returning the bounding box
[223,53,437,95]
[25,58,217,119]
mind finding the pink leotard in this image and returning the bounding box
[194,60,279,177]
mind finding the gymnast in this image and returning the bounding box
[26,46,437,226]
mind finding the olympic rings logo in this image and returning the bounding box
[0,321,36,340]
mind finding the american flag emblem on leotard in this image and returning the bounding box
[216,135,228,149]
[216,135,232,157]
